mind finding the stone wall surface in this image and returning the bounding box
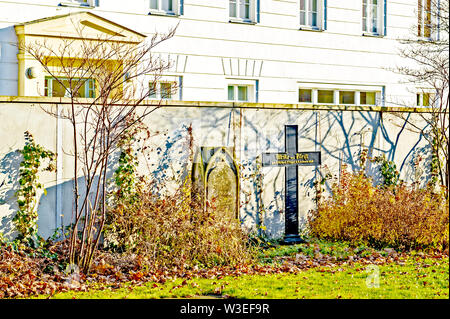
[0,99,433,239]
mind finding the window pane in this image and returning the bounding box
[300,11,306,25]
[425,0,432,37]
[300,0,306,25]
[229,0,237,17]
[228,85,235,100]
[311,12,317,26]
[371,2,378,33]
[238,86,248,101]
[87,79,95,98]
[339,91,355,104]
[318,90,334,103]
[311,0,317,12]
[163,0,172,12]
[245,0,250,19]
[362,1,367,31]
[239,0,244,18]
[423,93,430,106]
[50,78,84,98]
[161,82,172,99]
[150,0,158,10]
[416,93,421,106]
[75,79,87,98]
[52,79,68,97]
[44,78,49,96]
[239,0,250,19]
[418,0,423,36]
[299,89,312,102]
[360,92,376,105]
[149,82,157,98]
[300,0,305,11]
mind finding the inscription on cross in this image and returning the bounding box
[261,125,321,244]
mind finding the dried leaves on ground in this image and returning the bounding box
[1,239,448,299]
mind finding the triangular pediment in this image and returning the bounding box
[15,11,146,43]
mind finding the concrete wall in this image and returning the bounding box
[0,98,433,240]
[0,0,423,106]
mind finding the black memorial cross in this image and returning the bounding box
[261,125,321,244]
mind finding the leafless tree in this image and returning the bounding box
[394,0,449,192]
[18,21,177,273]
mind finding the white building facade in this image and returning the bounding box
[0,1,440,240]
[0,0,437,106]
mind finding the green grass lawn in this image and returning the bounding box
[38,256,449,299]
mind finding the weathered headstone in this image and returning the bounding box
[262,125,321,244]
[207,160,237,216]
[192,147,239,218]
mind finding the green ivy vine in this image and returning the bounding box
[14,131,56,245]
[372,154,399,187]
[430,137,441,187]
[113,124,143,207]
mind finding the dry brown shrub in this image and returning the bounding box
[104,124,256,270]
[309,167,449,251]
[104,175,256,270]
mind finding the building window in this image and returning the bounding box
[149,81,177,100]
[299,89,313,103]
[360,91,377,105]
[228,85,250,102]
[300,0,322,29]
[77,0,93,5]
[227,79,256,102]
[44,77,95,98]
[317,90,334,104]
[362,0,383,35]
[229,0,255,22]
[59,0,97,7]
[160,82,173,99]
[339,91,355,104]
[150,0,177,15]
[418,0,433,38]
[416,92,434,107]
[299,86,382,106]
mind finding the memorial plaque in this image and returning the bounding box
[262,152,321,167]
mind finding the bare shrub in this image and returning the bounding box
[104,126,256,269]
[19,19,177,273]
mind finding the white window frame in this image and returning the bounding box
[298,88,314,103]
[44,76,96,98]
[339,90,356,105]
[226,79,256,102]
[148,76,181,100]
[417,0,436,40]
[59,0,97,8]
[316,89,335,104]
[149,0,179,15]
[298,83,383,106]
[229,0,257,23]
[359,91,379,106]
[299,0,324,30]
[362,0,384,36]
[416,90,436,107]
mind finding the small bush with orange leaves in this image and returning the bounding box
[309,167,449,251]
